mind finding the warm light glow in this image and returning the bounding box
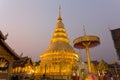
[53,33,67,37]
[54,28,66,32]
[51,38,69,43]
[39,51,78,75]
[36,9,79,79]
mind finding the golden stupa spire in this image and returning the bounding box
[83,25,87,36]
[39,8,79,78]
[58,6,62,21]
[50,7,69,44]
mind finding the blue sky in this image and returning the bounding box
[1,0,120,63]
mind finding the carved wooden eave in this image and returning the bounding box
[13,56,33,68]
[0,31,20,60]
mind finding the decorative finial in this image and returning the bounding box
[83,25,86,36]
[58,5,62,20]
[4,33,8,40]
[20,53,23,57]
[59,5,61,18]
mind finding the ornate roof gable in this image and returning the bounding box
[0,31,20,60]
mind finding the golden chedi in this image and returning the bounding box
[39,8,79,79]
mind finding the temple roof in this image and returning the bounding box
[0,31,20,60]
[12,56,33,68]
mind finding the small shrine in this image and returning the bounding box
[12,56,34,79]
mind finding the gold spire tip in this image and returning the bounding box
[58,5,62,20]
[83,25,86,36]
[59,5,61,18]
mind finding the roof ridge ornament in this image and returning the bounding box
[0,30,8,40]
[4,33,8,40]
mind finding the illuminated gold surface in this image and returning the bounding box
[73,35,100,49]
[74,35,100,73]
[37,9,79,77]
[12,65,34,74]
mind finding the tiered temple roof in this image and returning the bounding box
[12,56,33,68]
[0,31,20,60]
[0,30,21,79]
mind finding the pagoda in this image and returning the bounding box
[38,8,79,79]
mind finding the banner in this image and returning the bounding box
[110,28,120,60]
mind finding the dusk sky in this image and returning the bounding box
[1,0,120,63]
